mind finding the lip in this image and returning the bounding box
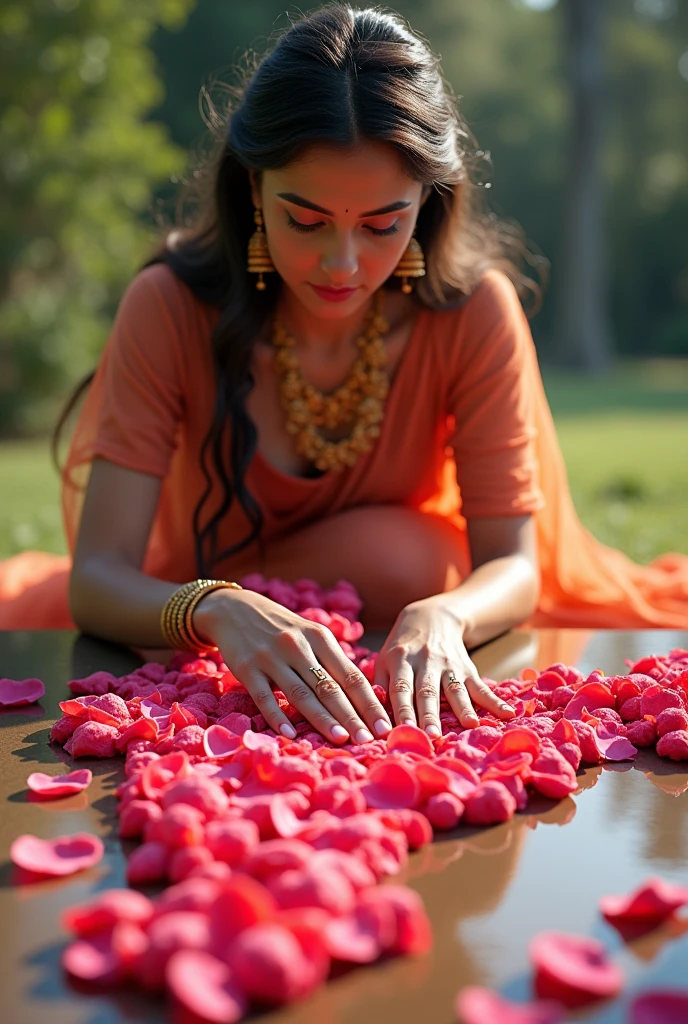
[310,284,358,303]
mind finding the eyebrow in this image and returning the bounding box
[276,192,412,218]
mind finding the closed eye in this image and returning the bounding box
[286,213,399,237]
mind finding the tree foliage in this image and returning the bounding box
[0,0,193,434]
[1,0,687,431]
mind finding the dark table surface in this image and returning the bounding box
[1,627,688,1024]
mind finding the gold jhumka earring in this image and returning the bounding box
[247,207,275,290]
[393,233,426,294]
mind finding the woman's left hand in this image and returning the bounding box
[374,597,516,735]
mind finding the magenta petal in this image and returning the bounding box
[27,769,93,799]
[166,949,247,1023]
[529,931,624,1008]
[203,724,242,759]
[455,986,564,1024]
[630,991,688,1024]
[10,832,104,876]
[594,724,637,761]
[0,677,45,707]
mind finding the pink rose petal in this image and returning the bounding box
[530,931,624,1008]
[455,986,564,1024]
[62,921,147,986]
[362,760,421,810]
[27,769,93,799]
[386,724,434,758]
[203,724,243,759]
[0,677,45,706]
[166,950,246,1023]
[10,832,104,877]
[630,991,688,1024]
[593,723,638,761]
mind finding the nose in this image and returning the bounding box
[320,230,358,283]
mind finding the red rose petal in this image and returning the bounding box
[166,950,246,1023]
[27,769,92,799]
[630,991,688,1024]
[563,682,615,721]
[455,986,564,1024]
[11,832,104,877]
[0,677,45,706]
[362,760,421,810]
[62,888,153,936]
[386,724,434,758]
[487,727,541,762]
[529,931,624,1008]
[600,876,688,924]
[140,750,191,801]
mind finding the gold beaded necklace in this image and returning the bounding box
[271,290,390,473]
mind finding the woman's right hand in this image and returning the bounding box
[193,587,392,745]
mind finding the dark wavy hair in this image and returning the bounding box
[54,2,547,578]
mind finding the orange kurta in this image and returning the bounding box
[1,263,687,630]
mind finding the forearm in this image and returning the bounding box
[415,553,540,651]
[69,556,182,648]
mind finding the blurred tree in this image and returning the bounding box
[0,0,193,436]
[557,0,614,372]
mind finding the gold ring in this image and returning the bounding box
[447,672,459,684]
[309,666,328,683]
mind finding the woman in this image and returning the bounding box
[1,4,687,741]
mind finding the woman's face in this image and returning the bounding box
[251,141,426,319]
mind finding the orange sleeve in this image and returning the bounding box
[446,270,545,519]
[90,264,187,478]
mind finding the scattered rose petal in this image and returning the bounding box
[530,931,624,1008]
[27,769,92,799]
[11,832,104,877]
[166,950,247,1023]
[362,760,420,810]
[455,986,564,1024]
[630,991,688,1024]
[0,677,45,706]
[600,877,688,926]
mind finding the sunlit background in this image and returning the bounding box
[0,0,687,563]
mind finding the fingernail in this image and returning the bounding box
[465,715,480,728]
[374,718,392,737]
[355,727,374,744]
[501,703,515,714]
[279,723,297,739]
[425,724,441,738]
[331,725,349,741]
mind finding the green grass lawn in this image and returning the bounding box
[1,359,687,563]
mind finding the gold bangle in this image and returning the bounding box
[160,579,243,652]
[185,581,242,651]
[162,589,186,642]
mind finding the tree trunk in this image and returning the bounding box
[556,0,614,372]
